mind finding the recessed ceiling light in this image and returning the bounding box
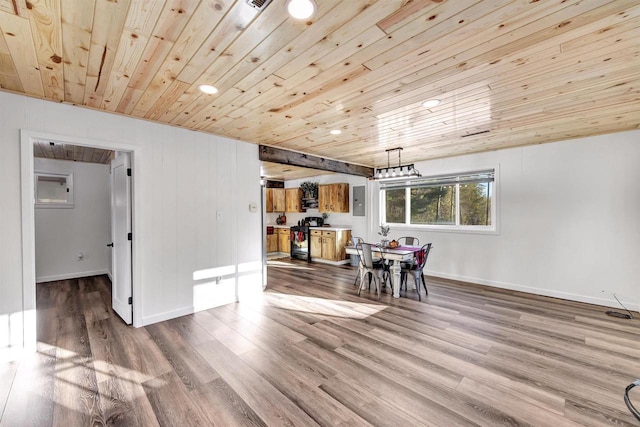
[421,99,440,108]
[198,84,218,95]
[286,0,317,20]
[330,129,342,135]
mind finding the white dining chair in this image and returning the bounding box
[397,236,420,246]
[356,243,388,300]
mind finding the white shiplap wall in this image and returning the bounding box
[0,91,262,362]
[34,158,111,282]
[369,130,640,311]
[0,92,24,362]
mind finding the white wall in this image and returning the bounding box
[266,173,370,238]
[370,130,640,311]
[0,91,262,362]
[34,158,111,282]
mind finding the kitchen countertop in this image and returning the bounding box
[267,224,351,231]
[309,225,351,231]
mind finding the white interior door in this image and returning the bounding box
[110,153,132,324]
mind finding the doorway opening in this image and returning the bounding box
[20,130,141,353]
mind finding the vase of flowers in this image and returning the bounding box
[378,224,391,247]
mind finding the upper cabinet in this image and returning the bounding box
[267,187,304,212]
[273,188,286,212]
[266,188,286,213]
[268,184,348,213]
[265,188,273,212]
[285,188,304,212]
[319,183,349,213]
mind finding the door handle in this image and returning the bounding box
[107,243,114,247]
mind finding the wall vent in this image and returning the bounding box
[461,130,490,138]
[246,0,273,11]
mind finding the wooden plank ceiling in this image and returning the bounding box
[33,140,114,164]
[1,0,639,172]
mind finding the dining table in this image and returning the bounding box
[345,244,421,298]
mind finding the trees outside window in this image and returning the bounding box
[410,185,455,225]
[460,182,491,226]
[381,170,494,230]
[384,189,405,223]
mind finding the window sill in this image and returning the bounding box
[35,203,75,209]
[386,223,499,236]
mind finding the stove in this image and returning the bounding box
[290,225,310,262]
[290,217,324,262]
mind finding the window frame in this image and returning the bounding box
[34,171,74,209]
[379,168,498,234]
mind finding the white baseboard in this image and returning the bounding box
[141,299,237,326]
[142,306,196,326]
[36,269,109,283]
[426,270,639,312]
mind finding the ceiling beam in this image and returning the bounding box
[259,145,374,178]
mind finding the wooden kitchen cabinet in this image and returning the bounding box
[310,230,322,258]
[318,185,330,212]
[310,229,351,261]
[268,188,286,212]
[318,183,349,213]
[265,188,284,213]
[265,188,273,212]
[276,228,290,254]
[285,188,304,212]
[266,233,278,252]
[321,231,336,260]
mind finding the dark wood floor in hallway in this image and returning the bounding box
[1,260,639,426]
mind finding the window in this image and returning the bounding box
[35,172,74,208]
[384,188,405,223]
[460,182,492,226]
[410,185,456,225]
[380,169,495,231]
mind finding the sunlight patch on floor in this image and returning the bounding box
[264,292,386,319]
[2,346,168,417]
[54,346,161,387]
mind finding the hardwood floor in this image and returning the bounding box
[1,262,639,426]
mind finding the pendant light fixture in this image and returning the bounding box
[372,147,421,181]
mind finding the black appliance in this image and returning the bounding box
[290,225,310,262]
[303,216,324,227]
[290,217,324,262]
